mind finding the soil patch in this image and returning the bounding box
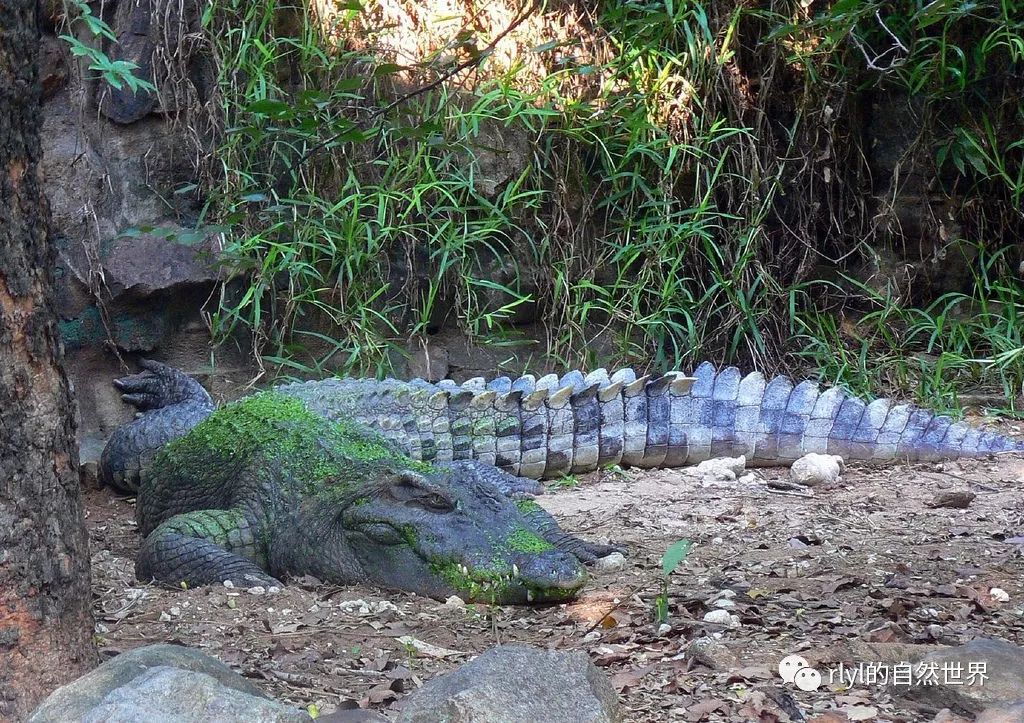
[86,435,1024,721]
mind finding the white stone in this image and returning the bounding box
[693,455,747,482]
[790,453,844,487]
[592,552,626,573]
[991,587,1010,602]
[702,609,740,627]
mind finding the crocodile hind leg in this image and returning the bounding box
[136,509,278,588]
[101,360,215,493]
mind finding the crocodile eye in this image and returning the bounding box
[422,493,454,512]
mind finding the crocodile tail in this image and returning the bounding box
[281,365,1024,480]
[676,363,1024,466]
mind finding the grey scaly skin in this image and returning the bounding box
[278,361,1024,475]
[102,361,1022,603]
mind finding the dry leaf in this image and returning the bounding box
[685,698,728,721]
[610,663,657,691]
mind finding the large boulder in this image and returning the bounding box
[78,666,308,723]
[29,644,301,723]
[897,638,1024,714]
[396,644,621,723]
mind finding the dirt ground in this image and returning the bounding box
[86,422,1024,722]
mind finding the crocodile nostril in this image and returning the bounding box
[515,551,587,591]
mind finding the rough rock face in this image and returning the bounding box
[38,0,244,462]
[78,667,309,723]
[395,644,622,722]
[897,638,1024,715]
[28,644,288,722]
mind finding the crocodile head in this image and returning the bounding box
[288,459,588,605]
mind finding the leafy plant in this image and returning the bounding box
[59,0,156,93]
[654,538,692,626]
[547,475,581,491]
[186,0,1023,411]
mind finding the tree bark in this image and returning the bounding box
[0,1,98,718]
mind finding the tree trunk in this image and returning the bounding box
[0,1,98,718]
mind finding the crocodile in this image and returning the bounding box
[101,360,1023,603]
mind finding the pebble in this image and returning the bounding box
[246,586,266,595]
[693,455,747,482]
[703,609,740,627]
[592,552,626,573]
[790,453,844,487]
[928,490,976,509]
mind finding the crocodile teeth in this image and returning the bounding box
[526,589,534,602]
[511,564,519,577]
[460,565,468,576]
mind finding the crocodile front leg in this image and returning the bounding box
[515,499,622,563]
[465,461,620,562]
[136,509,278,588]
